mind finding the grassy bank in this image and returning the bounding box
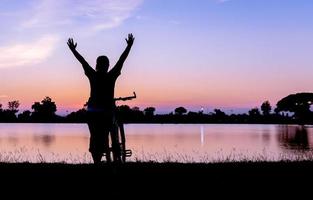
[1,161,313,179]
[1,161,312,195]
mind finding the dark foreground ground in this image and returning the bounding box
[1,161,312,196]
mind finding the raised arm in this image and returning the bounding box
[111,33,135,74]
[67,38,94,75]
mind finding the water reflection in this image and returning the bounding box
[1,123,313,163]
[8,136,18,145]
[261,128,271,145]
[277,125,310,150]
[33,135,56,147]
[200,125,204,146]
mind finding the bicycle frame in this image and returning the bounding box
[107,92,136,163]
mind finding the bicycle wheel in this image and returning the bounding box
[118,121,126,163]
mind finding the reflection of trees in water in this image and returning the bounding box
[277,125,310,150]
[262,129,271,144]
[7,136,18,145]
[33,135,55,147]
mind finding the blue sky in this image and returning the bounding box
[1,0,313,114]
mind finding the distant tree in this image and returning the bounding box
[274,107,280,115]
[131,106,144,118]
[261,101,272,116]
[115,105,144,122]
[144,107,156,117]
[0,100,21,121]
[276,93,313,123]
[187,111,198,116]
[18,110,31,121]
[248,107,261,117]
[213,109,226,117]
[117,105,131,113]
[31,97,57,120]
[31,102,41,113]
[0,104,3,121]
[8,100,20,113]
[212,109,227,122]
[174,107,187,115]
[66,108,87,122]
[132,106,140,112]
[117,105,131,119]
[0,101,19,121]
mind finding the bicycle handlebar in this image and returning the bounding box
[114,92,136,102]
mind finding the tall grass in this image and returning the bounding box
[131,148,313,163]
[0,147,93,164]
[2,147,313,163]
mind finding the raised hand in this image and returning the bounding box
[67,38,91,71]
[67,38,77,51]
[125,33,135,46]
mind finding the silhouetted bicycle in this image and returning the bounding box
[109,92,136,163]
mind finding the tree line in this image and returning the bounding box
[0,93,312,124]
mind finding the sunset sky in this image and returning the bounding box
[1,0,313,114]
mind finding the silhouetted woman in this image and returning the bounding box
[67,34,135,164]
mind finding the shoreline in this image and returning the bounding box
[1,161,313,177]
[0,122,309,125]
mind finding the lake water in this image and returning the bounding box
[0,123,313,163]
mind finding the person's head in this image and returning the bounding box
[96,56,109,72]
